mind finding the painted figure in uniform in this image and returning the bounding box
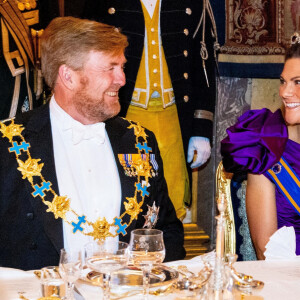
[82,0,219,219]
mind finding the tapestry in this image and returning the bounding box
[218,0,299,78]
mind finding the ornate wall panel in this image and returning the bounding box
[221,0,285,55]
[284,0,300,42]
[215,77,251,164]
[221,0,300,55]
[218,0,300,77]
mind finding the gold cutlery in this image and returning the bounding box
[19,293,60,300]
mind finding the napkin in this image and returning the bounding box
[164,250,216,275]
[0,267,39,300]
[264,226,299,260]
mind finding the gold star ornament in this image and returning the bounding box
[45,195,70,219]
[0,120,24,142]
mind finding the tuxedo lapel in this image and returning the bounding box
[20,104,64,254]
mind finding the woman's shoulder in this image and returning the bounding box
[230,108,285,130]
[221,108,288,174]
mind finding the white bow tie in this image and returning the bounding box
[71,122,106,145]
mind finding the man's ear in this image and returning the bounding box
[57,65,77,90]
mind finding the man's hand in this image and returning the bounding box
[187,136,211,168]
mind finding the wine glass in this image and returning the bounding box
[40,266,66,298]
[59,248,83,300]
[84,240,129,300]
[128,229,165,300]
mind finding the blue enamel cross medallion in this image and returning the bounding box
[136,142,152,153]
[9,141,30,155]
[32,181,51,198]
[136,183,149,197]
[72,215,86,233]
[114,217,128,236]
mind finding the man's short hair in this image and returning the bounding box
[40,17,128,89]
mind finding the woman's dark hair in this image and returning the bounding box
[285,33,300,61]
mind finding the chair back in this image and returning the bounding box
[216,161,235,256]
[216,161,257,261]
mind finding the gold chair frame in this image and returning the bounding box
[215,161,236,256]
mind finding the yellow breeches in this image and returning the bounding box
[126,103,190,220]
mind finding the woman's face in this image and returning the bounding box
[280,58,300,124]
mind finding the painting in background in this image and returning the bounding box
[218,0,298,77]
[221,0,285,56]
[285,0,300,42]
[220,0,300,54]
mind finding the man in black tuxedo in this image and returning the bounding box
[0,17,185,271]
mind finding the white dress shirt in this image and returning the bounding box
[49,97,121,251]
[141,0,158,18]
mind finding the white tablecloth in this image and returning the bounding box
[1,258,300,299]
[234,260,300,299]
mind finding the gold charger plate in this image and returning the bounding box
[235,279,265,291]
[81,265,179,288]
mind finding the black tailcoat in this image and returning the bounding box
[0,103,185,270]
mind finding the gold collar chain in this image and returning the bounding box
[0,118,153,241]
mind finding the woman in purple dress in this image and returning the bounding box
[221,35,300,260]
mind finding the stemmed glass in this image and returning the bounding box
[128,229,165,300]
[40,266,66,298]
[59,248,83,300]
[84,240,129,300]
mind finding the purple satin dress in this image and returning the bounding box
[221,108,300,255]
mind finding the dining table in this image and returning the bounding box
[1,255,300,300]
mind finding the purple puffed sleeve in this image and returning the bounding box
[221,108,288,174]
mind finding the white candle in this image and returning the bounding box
[216,217,225,258]
[216,194,226,259]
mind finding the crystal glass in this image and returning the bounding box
[59,249,83,300]
[84,240,129,300]
[40,266,66,298]
[128,229,165,300]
